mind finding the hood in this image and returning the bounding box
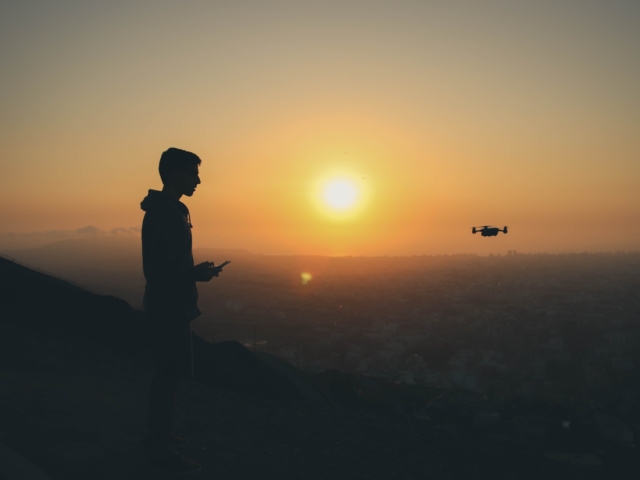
[141,189,192,226]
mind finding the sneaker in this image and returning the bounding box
[145,448,202,476]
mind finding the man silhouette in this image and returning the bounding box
[140,148,222,475]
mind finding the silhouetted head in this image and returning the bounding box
[159,148,201,198]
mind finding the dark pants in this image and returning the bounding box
[146,313,193,448]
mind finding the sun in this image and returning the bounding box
[323,179,358,210]
[310,166,371,222]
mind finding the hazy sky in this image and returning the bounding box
[1,0,639,255]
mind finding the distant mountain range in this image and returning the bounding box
[0,235,491,286]
[0,236,254,273]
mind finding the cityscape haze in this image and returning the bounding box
[3,236,639,406]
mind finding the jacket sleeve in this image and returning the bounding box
[142,207,201,284]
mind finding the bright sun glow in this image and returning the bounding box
[323,179,358,210]
[310,164,371,223]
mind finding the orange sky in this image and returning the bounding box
[1,1,639,255]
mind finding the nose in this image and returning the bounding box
[196,176,201,185]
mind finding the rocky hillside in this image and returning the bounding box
[0,255,635,479]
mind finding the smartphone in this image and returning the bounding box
[217,260,231,268]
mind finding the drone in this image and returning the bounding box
[472,225,508,237]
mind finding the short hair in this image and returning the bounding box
[158,148,201,185]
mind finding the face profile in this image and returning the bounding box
[174,165,201,197]
[156,148,202,201]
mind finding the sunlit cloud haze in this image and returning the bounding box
[1,0,639,256]
[0,226,140,250]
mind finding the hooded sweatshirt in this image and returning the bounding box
[141,189,201,322]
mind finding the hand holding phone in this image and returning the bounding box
[204,260,231,278]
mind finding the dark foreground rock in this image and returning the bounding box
[0,255,307,403]
[2,313,637,480]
